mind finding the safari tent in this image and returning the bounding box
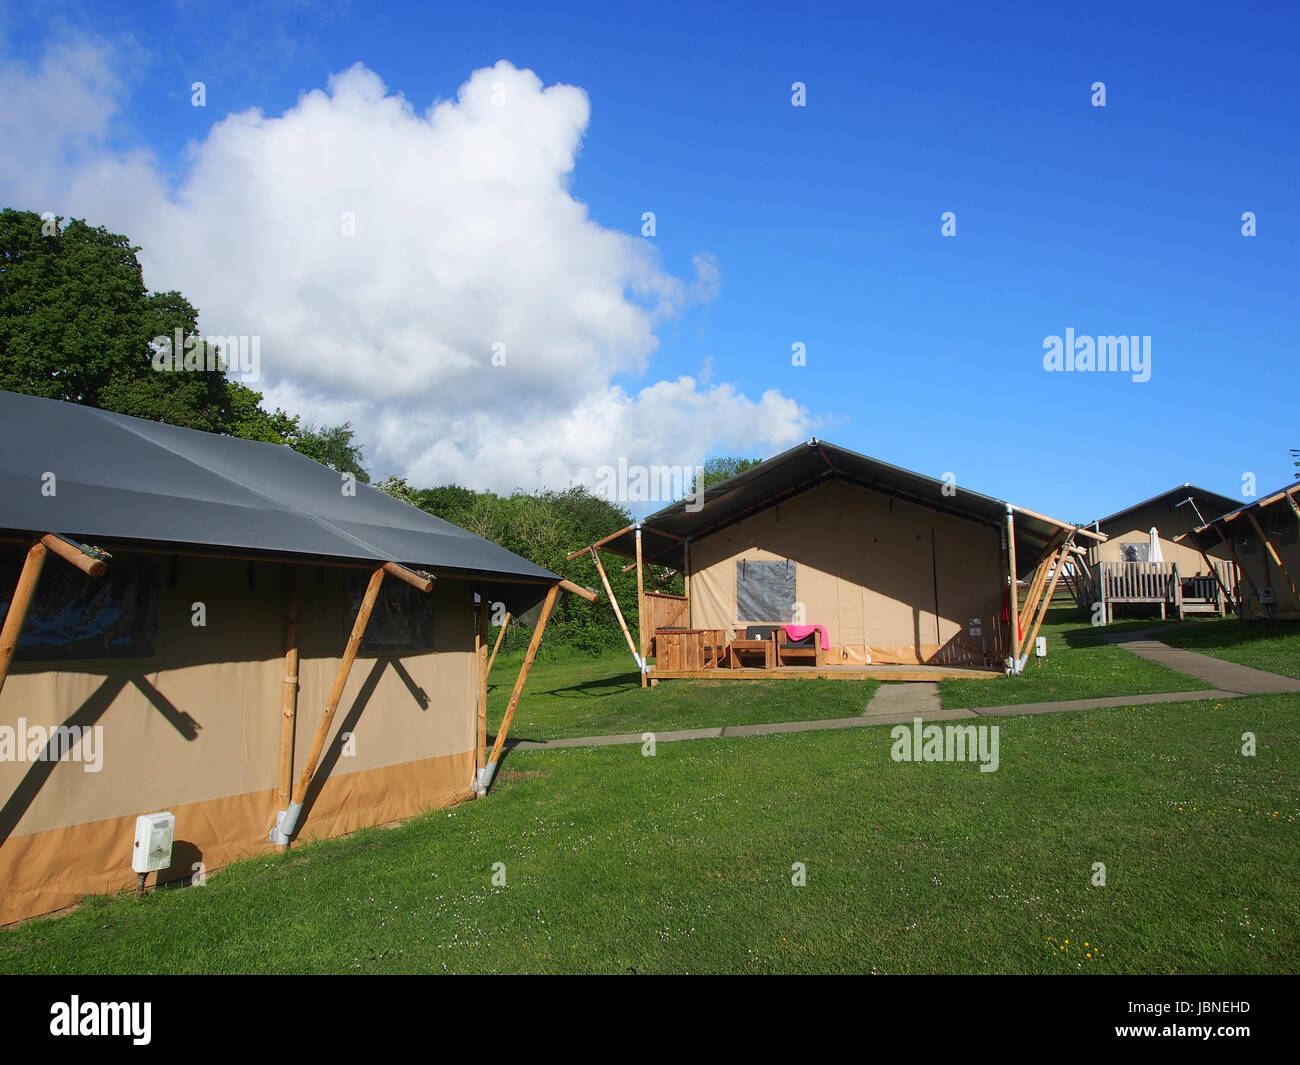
[570,439,1101,682]
[0,389,590,925]
[1083,484,1242,619]
[1179,480,1300,620]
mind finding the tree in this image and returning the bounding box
[375,474,416,503]
[0,207,302,443]
[689,455,763,497]
[291,422,370,482]
[411,484,479,521]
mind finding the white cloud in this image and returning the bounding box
[0,42,814,493]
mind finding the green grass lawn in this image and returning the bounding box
[1156,619,1300,679]
[486,649,879,741]
[940,607,1211,709]
[3,693,1296,974]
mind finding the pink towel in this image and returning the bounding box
[783,624,829,650]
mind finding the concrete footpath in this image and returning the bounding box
[1101,631,1300,695]
[504,638,1298,752]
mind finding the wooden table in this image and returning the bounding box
[728,629,776,669]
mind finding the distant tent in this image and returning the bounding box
[570,439,1101,679]
[1178,480,1300,621]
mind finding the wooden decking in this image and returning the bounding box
[650,663,1002,682]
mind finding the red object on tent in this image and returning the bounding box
[1001,588,1022,640]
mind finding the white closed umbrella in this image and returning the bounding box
[1148,526,1164,563]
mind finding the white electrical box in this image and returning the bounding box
[1035,636,1047,657]
[131,812,175,874]
[1258,588,1275,605]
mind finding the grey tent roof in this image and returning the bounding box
[1179,479,1300,551]
[1091,483,1243,530]
[588,438,1100,577]
[0,389,559,606]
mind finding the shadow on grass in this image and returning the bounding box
[486,672,642,700]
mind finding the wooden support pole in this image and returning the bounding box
[565,525,634,561]
[1018,555,1052,636]
[1283,489,1300,526]
[475,594,489,780]
[1020,540,1072,660]
[1247,512,1300,602]
[485,583,560,772]
[683,540,691,617]
[275,582,300,852]
[487,611,511,676]
[290,565,385,808]
[382,561,434,593]
[635,526,647,687]
[588,547,641,666]
[1021,541,1071,659]
[1017,546,1059,659]
[1005,507,1021,671]
[0,541,48,698]
[1214,525,1258,602]
[1012,507,1105,542]
[38,534,107,578]
[558,578,598,603]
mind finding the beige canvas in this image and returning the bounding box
[1225,503,1300,619]
[688,480,1006,665]
[1,551,478,924]
[1093,499,1232,575]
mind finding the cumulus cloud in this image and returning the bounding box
[0,42,814,494]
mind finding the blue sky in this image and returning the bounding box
[2,0,1297,523]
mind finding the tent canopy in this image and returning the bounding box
[1091,483,1242,531]
[1179,480,1300,551]
[0,389,559,613]
[588,438,1100,576]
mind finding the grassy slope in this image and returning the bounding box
[941,608,1209,709]
[1157,619,1300,679]
[4,694,1296,974]
[486,649,879,741]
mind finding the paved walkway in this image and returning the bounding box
[505,637,1299,752]
[864,680,942,717]
[1101,631,1300,694]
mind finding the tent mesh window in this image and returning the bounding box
[735,559,796,622]
[0,549,159,662]
[1119,542,1150,562]
[347,573,434,653]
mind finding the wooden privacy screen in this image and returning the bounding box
[641,592,689,654]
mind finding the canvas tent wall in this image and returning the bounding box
[687,478,1007,665]
[0,389,564,925]
[1088,485,1239,572]
[577,439,1099,670]
[1180,481,1300,620]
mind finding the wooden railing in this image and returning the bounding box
[1100,561,1178,603]
[1095,559,1242,619]
[642,592,689,654]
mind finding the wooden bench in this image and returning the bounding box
[777,627,825,667]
